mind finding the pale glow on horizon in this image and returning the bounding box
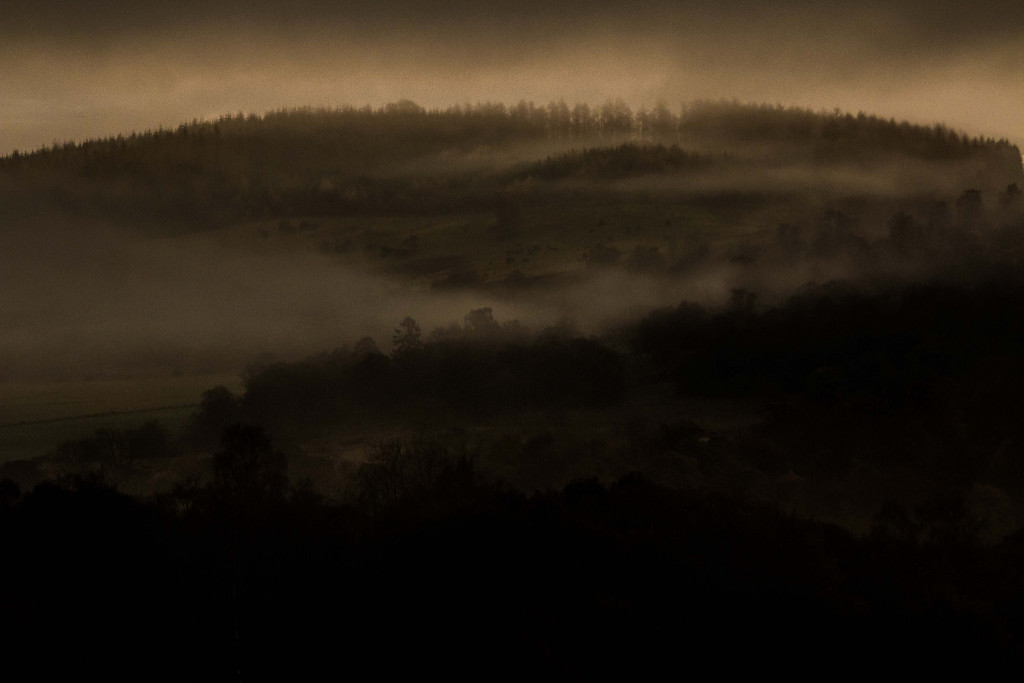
[2,10,1023,155]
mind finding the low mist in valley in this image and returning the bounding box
[2,103,1019,382]
[0,211,741,380]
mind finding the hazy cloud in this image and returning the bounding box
[2,1,1023,153]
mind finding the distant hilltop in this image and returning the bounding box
[1,99,1019,230]
[6,99,1019,164]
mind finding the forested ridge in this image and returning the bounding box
[1,100,1018,229]
[6,100,1018,166]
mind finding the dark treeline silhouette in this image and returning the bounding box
[223,309,625,437]
[1,100,1018,229]
[6,100,1016,168]
[3,441,1024,678]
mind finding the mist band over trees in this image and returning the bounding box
[1,99,1019,379]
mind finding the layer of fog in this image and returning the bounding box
[0,203,964,383]
[0,212,809,382]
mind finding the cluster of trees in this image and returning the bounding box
[187,310,624,440]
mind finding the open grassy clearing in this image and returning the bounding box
[0,405,196,465]
[0,373,242,425]
[0,373,243,463]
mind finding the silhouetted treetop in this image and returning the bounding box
[4,99,1017,178]
[392,316,424,356]
[212,424,287,498]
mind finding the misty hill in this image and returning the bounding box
[1,100,1019,230]
[1,99,1022,384]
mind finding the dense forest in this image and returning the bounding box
[4,100,1024,672]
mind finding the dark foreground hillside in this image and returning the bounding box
[3,463,1024,680]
